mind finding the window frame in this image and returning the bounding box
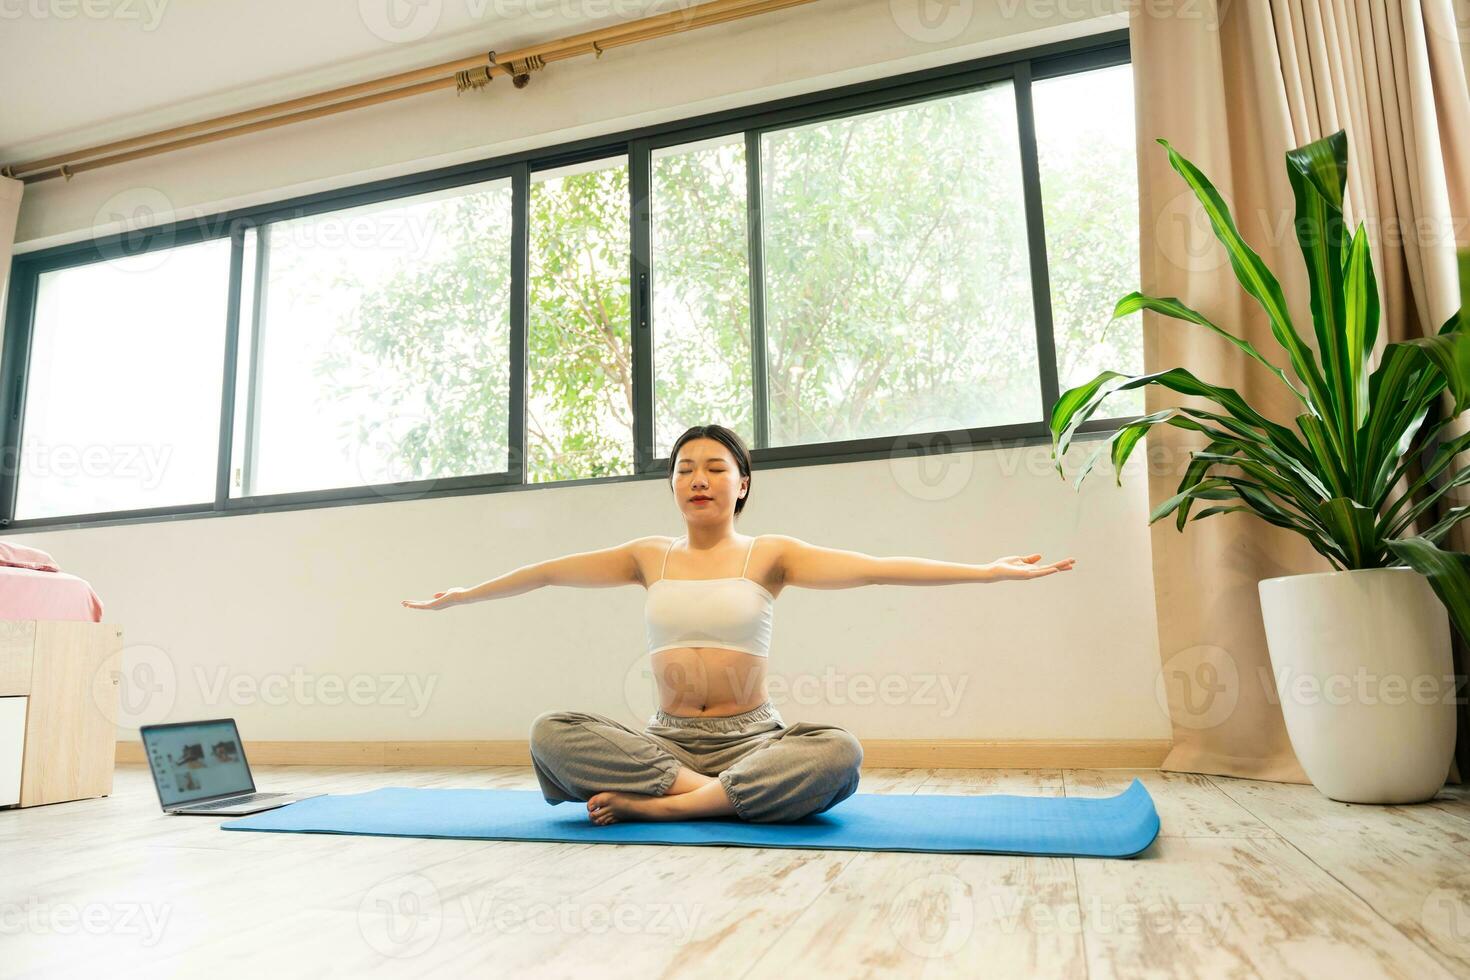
[0,29,1134,533]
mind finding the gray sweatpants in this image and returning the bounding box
[528,701,863,823]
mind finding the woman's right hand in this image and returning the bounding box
[401,588,467,611]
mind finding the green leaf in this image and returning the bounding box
[1385,537,1470,649]
[1050,368,1126,470]
[1296,412,1351,498]
[1223,478,1347,566]
[1388,332,1470,416]
[1319,497,1380,568]
[1458,249,1469,334]
[1068,408,1193,489]
[1358,342,1443,499]
[1285,131,1350,434]
[1149,477,1233,525]
[1419,504,1470,545]
[1157,138,1335,426]
[1112,292,1303,400]
[1341,223,1379,433]
[1379,425,1470,532]
[1185,450,1331,531]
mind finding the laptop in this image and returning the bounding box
[139,718,323,815]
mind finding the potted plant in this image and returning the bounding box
[1050,129,1469,804]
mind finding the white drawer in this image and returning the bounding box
[0,696,25,807]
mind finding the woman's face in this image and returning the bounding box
[671,438,746,523]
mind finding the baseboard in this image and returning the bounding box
[116,738,1172,769]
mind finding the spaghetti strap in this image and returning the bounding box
[659,536,680,582]
[740,536,756,578]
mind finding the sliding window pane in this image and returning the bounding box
[1033,63,1144,418]
[527,156,633,483]
[650,135,754,458]
[16,239,231,520]
[232,179,513,497]
[760,82,1039,447]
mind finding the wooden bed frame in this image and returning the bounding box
[0,619,122,808]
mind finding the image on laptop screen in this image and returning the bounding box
[142,720,252,807]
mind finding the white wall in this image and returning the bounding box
[6,0,1168,743]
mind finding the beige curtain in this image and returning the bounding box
[1133,0,1470,783]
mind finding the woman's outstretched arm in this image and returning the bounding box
[401,536,653,610]
[773,534,1076,590]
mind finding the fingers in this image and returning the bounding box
[1031,558,1076,576]
[1013,559,1077,577]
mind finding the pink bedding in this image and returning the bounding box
[0,565,104,622]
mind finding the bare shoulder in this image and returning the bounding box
[628,535,676,587]
[757,534,802,577]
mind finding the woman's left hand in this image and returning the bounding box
[984,554,1076,581]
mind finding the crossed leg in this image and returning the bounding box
[529,710,736,824]
[587,773,738,824]
[530,710,862,825]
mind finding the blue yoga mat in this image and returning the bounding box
[220,778,1159,858]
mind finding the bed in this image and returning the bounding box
[0,564,119,808]
[0,564,105,622]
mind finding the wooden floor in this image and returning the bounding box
[5,764,1470,979]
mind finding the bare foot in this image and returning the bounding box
[587,779,738,825]
[587,791,671,825]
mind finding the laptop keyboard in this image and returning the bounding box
[186,792,286,811]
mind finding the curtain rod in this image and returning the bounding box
[3,0,820,185]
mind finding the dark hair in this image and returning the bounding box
[667,425,754,517]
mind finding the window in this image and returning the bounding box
[1033,62,1144,417]
[1,35,1136,530]
[527,157,633,483]
[231,179,515,498]
[650,134,755,459]
[15,238,232,520]
[760,82,1039,446]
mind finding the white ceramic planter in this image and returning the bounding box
[1258,566,1456,804]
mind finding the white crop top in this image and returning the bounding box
[645,535,774,658]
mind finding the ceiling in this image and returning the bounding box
[0,0,678,161]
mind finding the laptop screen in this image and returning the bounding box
[141,720,253,807]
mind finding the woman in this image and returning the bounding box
[403,424,1076,825]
